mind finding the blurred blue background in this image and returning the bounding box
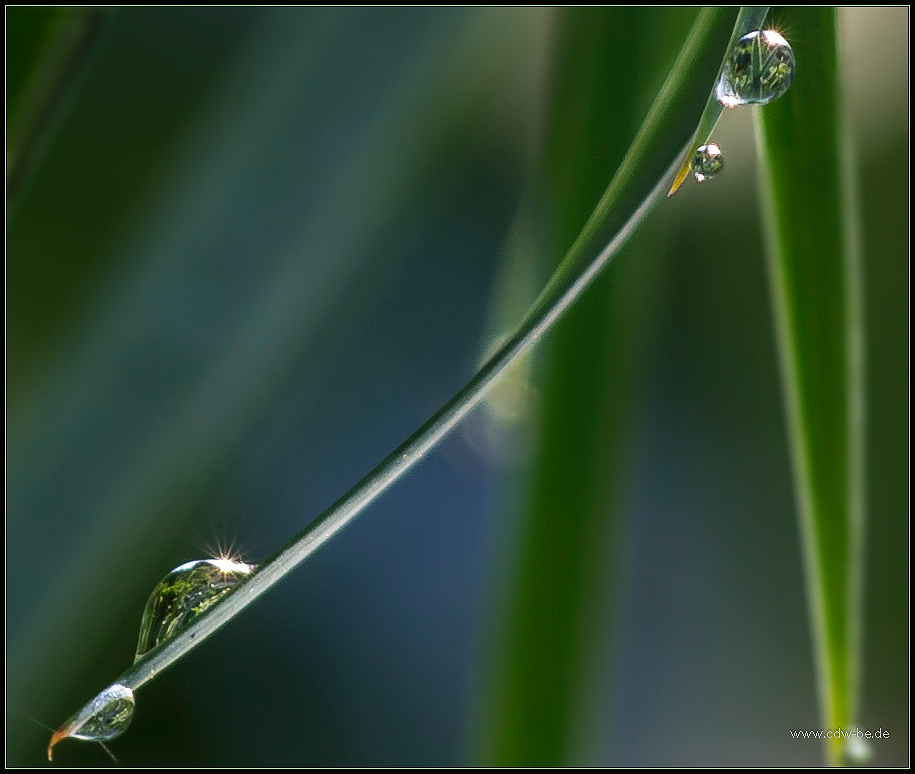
[6,7,908,766]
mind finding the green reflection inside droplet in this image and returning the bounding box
[716,29,796,107]
[135,558,256,661]
[48,683,135,759]
[690,143,724,182]
[69,684,135,742]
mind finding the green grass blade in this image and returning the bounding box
[480,8,693,765]
[54,6,756,746]
[666,5,769,196]
[754,8,864,766]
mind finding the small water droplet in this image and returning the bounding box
[691,143,724,182]
[844,733,873,765]
[716,30,796,108]
[135,558,256,661]
[48,684,134,760]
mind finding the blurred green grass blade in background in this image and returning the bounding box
[754,8,865,766]
[482,6,774,766]
[481,8,691,765]
[6,7,107,204]
[6,9,254,395]
[9,8,543,752]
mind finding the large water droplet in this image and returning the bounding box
[135,558,256,661]
[691,143,724,182]
[48,684,134,760]
[716,30,796,108]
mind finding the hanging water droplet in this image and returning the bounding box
[135,558,256,661]
[690,143,724,182]
[716,30,796,108]
[844,733,873,766]
[48,683,134,760]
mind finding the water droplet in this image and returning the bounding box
[844,733,872,765]
[691,143,724,182]
[135,558,256,661]
[716,30,796,107]
[48,684,134,760]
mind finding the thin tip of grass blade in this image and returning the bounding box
[47,725,68,761]
[667,157,692,196]
[667,163,689,197]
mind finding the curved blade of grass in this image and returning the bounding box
[666,5,768,196]
[53,6,760,749]
[754,8,864,767]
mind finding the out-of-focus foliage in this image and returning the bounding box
[756,8,863,765]
[481,8,692,765]
[6,7,908,767]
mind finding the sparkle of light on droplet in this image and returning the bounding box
[716,29,796,108]
[134,558,256,661]
[690,143,724,182]
[48,684,134,760]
